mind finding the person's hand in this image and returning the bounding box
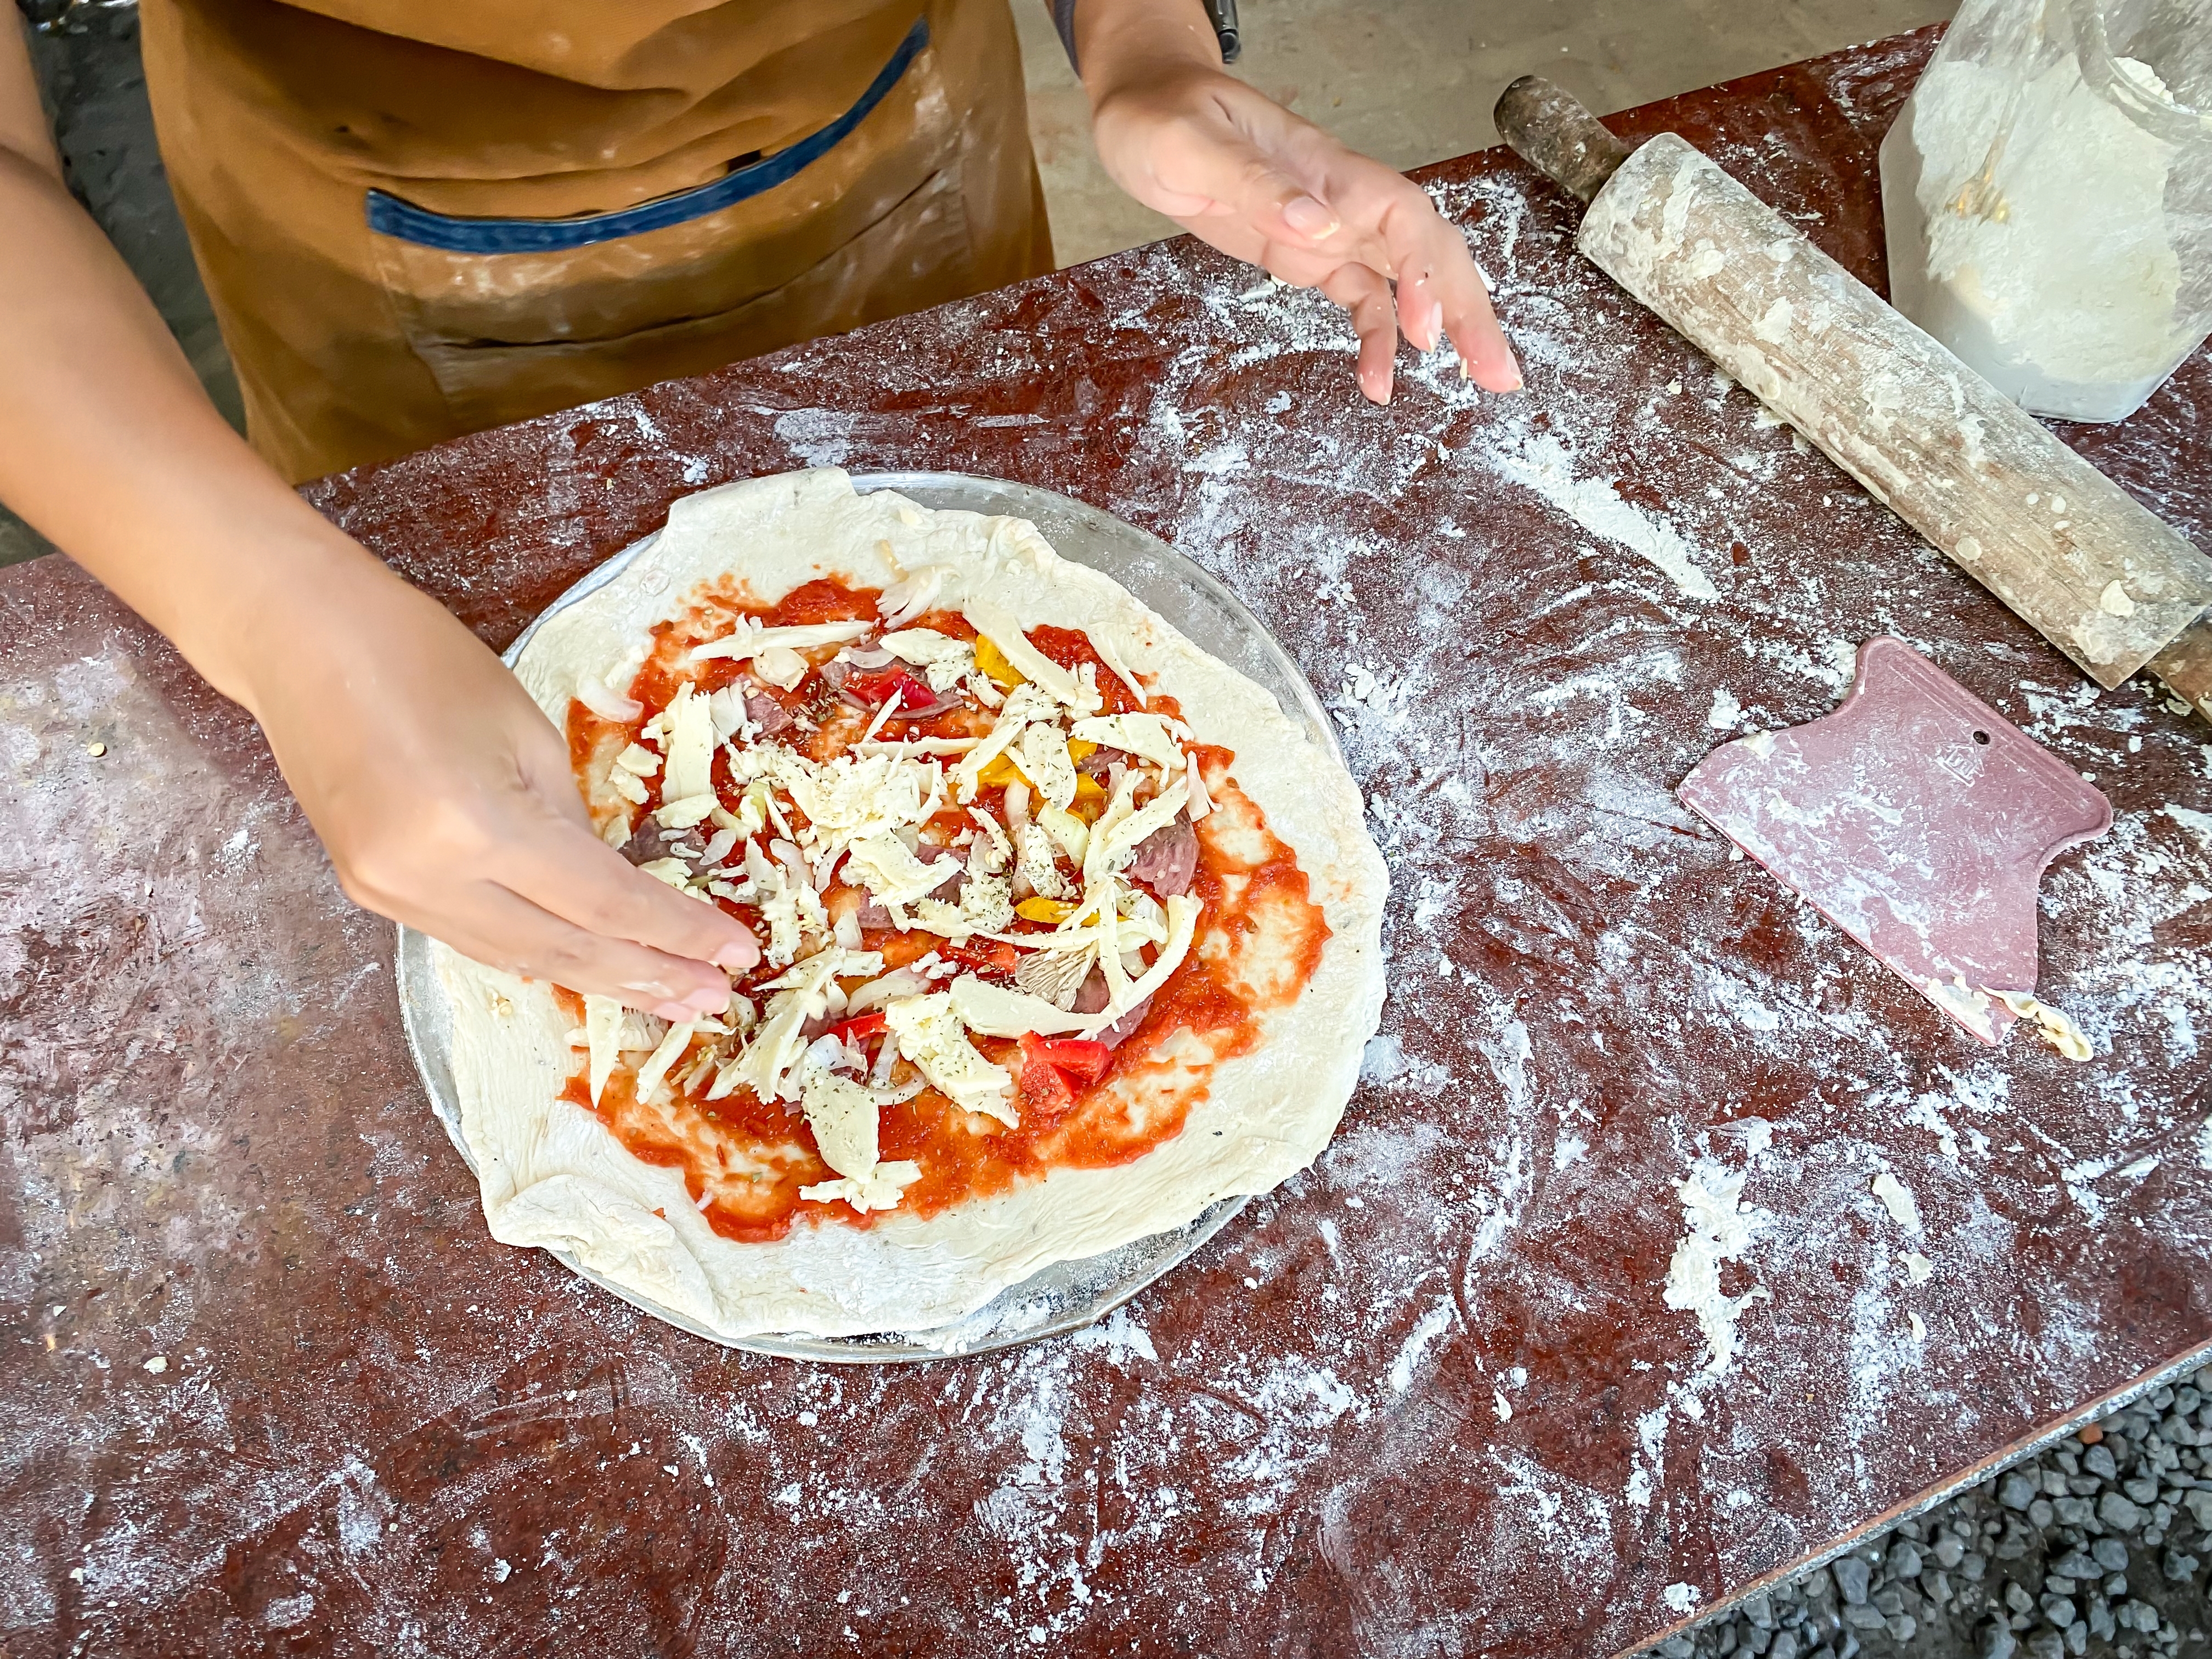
[1080,4,1522,404]
[239,552,759,1020]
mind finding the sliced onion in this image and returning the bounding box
[888,692,961,721]
[844,645,896,670]
[576,674,642,721]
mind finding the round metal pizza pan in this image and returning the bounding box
[396,470,1342,1363]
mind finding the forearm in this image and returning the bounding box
[0,143,399,717]
[1070,0,1219,105]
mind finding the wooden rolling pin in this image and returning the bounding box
[1493,76,2212,719]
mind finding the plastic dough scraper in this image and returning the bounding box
[1677,638,2111,1048]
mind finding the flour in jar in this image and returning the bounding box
[1882,48,2202,421]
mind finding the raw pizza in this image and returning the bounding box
[432,468,1387,1340]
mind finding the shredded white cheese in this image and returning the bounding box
[952,682,1058,801]
[584,994,625,1105]
[1017,723,1080,811]
[1085,778,1189,887]
[689,618,872,663]
[881,994,1015,1125]
[713,948,878,1105]
[963,598,1102,714]
[881,628,978,693]
[795,1060,921,1214]
[633,1020,696,1102]
[658,684,716,804]
[1070,713,1186,775]
[844,832,959,913]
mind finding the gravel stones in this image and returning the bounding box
[1656,1377,2212,1659]
[1833,1558,1874,1606]
[2101,1491,2147,1531]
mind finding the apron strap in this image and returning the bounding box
[365,15,932,253]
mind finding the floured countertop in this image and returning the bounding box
[5,25,2211,1657]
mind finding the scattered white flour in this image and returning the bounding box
[1891,47,2202,418]
[1869,1170,1923,1233]
[2165,804,2212,849]
[1664,1582,1704,1613]
[1898,1251,1936,1285]
[1387,1296,1458,1394]
[1707,686,1744,730]
[1487,430,1724,600]
[1662,1161,1771,1375]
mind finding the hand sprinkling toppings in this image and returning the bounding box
[572,584,1221,1219]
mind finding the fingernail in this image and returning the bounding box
[1425,301,1445,350]
[710,940,757,970]
[1284,196,1339,239]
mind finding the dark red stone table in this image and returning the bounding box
[7,26,2211,1657]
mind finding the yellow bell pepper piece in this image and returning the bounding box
[974,634,1025,689]
[1016,896,1077,923]
[1066,738,1098,763]
[977,752,1029,788]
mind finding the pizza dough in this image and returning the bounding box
[430,467,1389,1341]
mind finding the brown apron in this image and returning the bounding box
[138,0,1054,482]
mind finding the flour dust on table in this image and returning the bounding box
[429,469,1388,1340]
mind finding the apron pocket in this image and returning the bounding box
[366,10,965,433]
[393,163,975,431]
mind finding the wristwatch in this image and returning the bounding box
[1201,0,1242,63]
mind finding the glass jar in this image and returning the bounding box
[1879,0,2212,423]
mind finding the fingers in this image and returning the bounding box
[409,878,744,1022]
[508,815,762,978]
[1319,262,1402,404]
[1366,177,1525,393]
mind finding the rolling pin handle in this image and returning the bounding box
[1493,75,1635,204]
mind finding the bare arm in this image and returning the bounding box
[0,22,755,1017]
[1073,0,1521,403]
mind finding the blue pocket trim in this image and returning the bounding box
[366,15,930,254]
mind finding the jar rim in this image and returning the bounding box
[2069,0,2212,142]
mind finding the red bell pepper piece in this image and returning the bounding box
[1017,1054,1075,1120]
[846,668,936,711]
[826,1011,886,1045]
[1020,1033,1111,1086]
